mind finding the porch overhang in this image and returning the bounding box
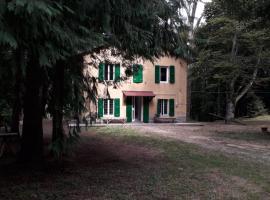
[123,91,155,97]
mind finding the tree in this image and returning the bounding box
[0,0,185,162]
[170,0,209,120]
[191,0,270,121]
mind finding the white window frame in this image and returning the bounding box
[160,99,169,116]
[160,66,169,83]
[104,64,115,81]
[103,99,114,117]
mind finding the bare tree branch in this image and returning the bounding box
[235,49,262,104]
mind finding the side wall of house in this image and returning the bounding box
[84,56,187,122]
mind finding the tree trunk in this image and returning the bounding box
[225,99,235,123]
[186,65,191,121]
[11,95,21,133]
[19,57,44,163]
[11,50,23,133]
[52,61,65,143]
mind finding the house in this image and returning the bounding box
[84,54,187,123]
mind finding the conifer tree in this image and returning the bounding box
[0,0,185,162]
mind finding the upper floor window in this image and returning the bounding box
[155,65,175,84]
[104,64,114,81]
[133,64,143,83]
[160,67,168,83]
[98,63,120,82]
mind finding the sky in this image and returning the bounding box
[194,0,212,25]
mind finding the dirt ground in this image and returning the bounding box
[128,122,270,165]
[1,121,270,199]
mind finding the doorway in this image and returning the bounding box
[132,96,142,122]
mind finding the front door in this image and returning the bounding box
[132,96,142,122]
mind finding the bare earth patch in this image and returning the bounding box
[74,131,162,166]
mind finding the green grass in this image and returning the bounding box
[1,126,270,200]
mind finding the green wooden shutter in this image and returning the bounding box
[133,65,138,83]
[155,65,160,83]
[157,99,161,115]
[169,65,175,83]
[114,98,120,117]
[98,63,105,82]
[126,97,132,122]
[98,98,103,118]
[115,64,120,82]
[169,99,175,116]
[133,64,143,83]
[143,97,149,123]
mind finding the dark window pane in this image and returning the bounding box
[160,99,164,115]
[110,64,114,80]
[104,99,108,115]
[160,68,167,81]
[164,100,168,114]
[104,64,109,80]
[109,99,114,115]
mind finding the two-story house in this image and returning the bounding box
[85,55,187,123]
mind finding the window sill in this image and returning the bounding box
[103,115,115,118]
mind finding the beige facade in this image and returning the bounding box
[84,55,187,122]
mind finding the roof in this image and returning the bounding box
[123,91,155,97]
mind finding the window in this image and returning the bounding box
[104,64,115,81]
[133,64,143,83]
[160,67,168,82]
[155,65,175,84]
[104,99,114,116]
[160,99,169,115]
[99,63,120,82]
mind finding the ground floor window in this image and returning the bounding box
[157,98,175,117]
[104,99,114,116]
[160,99,169,116]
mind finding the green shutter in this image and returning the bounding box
[138,65,143,83]
[133,64,143,83]
[114,98,120,117]
[155,65,160,83]
[143,97,149,123]
[133,65,138,83]
[169,99,175,116]
[98,98,103,118]
[126,97,132,122]
[115,64,120,82]
[157,99,161,115]
[169,65,175,83]
[98,63,105,82]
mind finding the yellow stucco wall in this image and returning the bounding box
[84,55,187,122]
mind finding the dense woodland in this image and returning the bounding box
[190,0,270,121]
[0,0,269,163]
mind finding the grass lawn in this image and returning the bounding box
[0,126,270,200]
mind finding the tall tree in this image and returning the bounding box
[170,0,208,120]
[191,0,270,121]
[0,0,185,162]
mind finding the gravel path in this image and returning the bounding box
[129,123,270,165]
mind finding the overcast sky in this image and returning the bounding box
[194,0,212,24]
